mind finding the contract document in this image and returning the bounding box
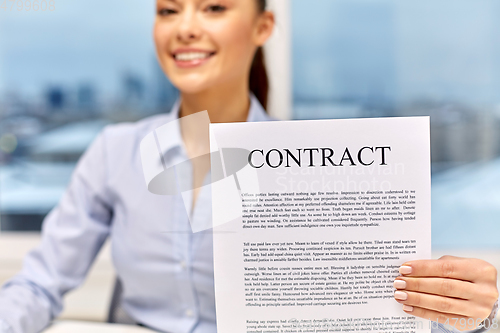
[209,117,431,333]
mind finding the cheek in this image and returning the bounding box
[153,24,162,50]
[208,18,256,70]
[153,23,181,81]
[153,24,173,61]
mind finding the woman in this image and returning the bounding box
[0,0,497,332]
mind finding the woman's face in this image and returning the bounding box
[154,0,273,94]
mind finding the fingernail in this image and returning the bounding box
[394,291,408,300]
[399,265,412,275]
[393,280,406,289]
[402,305,414,312]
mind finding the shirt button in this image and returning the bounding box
[180,261,187,269]
[185,309,193,317]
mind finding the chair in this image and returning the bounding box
[107,278,136,325]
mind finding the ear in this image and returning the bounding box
[253,11,275,47]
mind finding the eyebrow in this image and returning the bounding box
[158,0,180,4]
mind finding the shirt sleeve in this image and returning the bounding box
[0,127,114,333]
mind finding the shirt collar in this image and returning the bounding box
[168,92,272,122]
[158,92,273,156]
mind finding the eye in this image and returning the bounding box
[206,4,226,13]
[157,8,178,16]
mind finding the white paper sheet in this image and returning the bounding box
[210,117,431,333]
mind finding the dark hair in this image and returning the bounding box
[249,0,269,111]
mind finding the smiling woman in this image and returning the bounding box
[153,0,273,123]
[0,1,277,333]
[0,1,497,333]
[151,0,274,208]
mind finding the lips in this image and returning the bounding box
[171,49,216,68]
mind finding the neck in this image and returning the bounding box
[179,79,250,123]
[177,79,250,213]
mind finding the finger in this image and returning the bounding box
[401,305,478,332]
[438,255,465,261]
[394,290,472,317]
[399,259,491,282]
[394,277,475,300]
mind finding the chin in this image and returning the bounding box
[174,82,211,95]
[169,74,220,95]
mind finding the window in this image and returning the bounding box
[0,2,178,230]
[1,0,499,251]
[292,0,500,248]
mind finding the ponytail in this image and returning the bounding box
[250,0,269,111]
[249,47,269,111]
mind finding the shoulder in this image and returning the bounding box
[102,113,175,144]
[86,112,177,178]
[97,112,176,155]
[81,112,179,192]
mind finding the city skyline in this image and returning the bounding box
[293,0,500,106]
[1,0,500,242]
[2,0,500,109]
[0,0,156,99]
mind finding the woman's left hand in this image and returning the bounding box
[393,255,498,331]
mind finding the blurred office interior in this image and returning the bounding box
[0,0,499,324]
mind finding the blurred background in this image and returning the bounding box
[0,0,498,324]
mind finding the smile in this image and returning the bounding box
[172,51,216,68]
[174,52,213,61]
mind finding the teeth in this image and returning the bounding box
[175,52,211,61]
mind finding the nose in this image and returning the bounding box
[177,6,202,43]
